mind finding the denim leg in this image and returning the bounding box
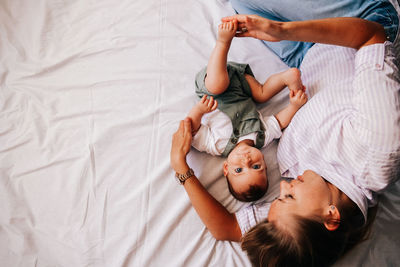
[229,0,313,68]
[230,0,399,67]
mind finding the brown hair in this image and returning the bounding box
[241,201,377,267]
[226,176,267,202]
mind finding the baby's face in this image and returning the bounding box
[224,145,268,195]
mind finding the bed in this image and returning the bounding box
[1,0,399,266]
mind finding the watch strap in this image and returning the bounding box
[175,168,194,185]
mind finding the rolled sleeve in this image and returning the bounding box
[192,124,222,156]
[261,115,282,147]
[349,42,400,191]
[352,42,400,150]
[235,201,271,236]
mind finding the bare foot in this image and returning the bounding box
[283,68,305,92]
[217,20,237,44]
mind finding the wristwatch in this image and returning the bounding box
[175,168,195,185]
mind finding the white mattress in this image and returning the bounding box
[0,0,399,266]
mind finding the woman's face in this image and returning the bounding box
[268,170,335,223]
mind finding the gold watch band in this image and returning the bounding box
[175,168,194,185]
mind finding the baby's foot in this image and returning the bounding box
[217,21,237,44]
[283,68,305,92]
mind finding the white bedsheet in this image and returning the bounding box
[0,0,399,266]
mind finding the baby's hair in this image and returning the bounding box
[226,177,267,202]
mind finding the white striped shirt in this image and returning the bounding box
[236,42,400,233]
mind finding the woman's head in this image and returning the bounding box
[241,170,375,267]
[268,170,343,231]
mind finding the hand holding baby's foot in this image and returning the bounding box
[217,20,237,44]
[284,68,306,93]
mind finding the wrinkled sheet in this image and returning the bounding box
[0,0,399,266]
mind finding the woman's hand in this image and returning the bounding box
[222,14,282,42]
[170,118,193,173]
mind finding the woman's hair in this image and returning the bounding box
[241,200,377,267]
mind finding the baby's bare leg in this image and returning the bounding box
[247,68,303,103]
[205,21,237,95]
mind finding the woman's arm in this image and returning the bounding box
[222,15,387,49]
[170,118,242,241]
[181,174,242,241]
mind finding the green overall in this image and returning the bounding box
[195,62,265,157]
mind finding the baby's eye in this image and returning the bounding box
[235,168,242,173]
[252,164,261,169]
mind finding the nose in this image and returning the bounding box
[279,180,292,198]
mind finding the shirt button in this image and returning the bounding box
[231,137,238,144]
[236,113,239,118]
[375,63,381,69]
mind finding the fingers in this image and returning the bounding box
[183,118,193,148]
[177,119,184,132]
[222,14,247,23]
[207,96,214,108]
[290,90,307,100]
[219,20,237,31]
[296,90,307,101]
[232,19,238,32]
[205,96,217,111]
[296,91,307,102]
[222,15,246,32]
[211,98,218,110]
[223,16,253,37]
[200,95,218,111]
[174,118,191,138]
[301,91,308,101]
[183,117,192,135]
[200,94,207,104]
[171,118,192,168]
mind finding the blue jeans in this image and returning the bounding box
[230,0,399,68]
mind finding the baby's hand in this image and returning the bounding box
[218,20,237,44]
[195,95,218,114]
[289,90,307,108]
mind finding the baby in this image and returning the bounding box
[187,20,307,202]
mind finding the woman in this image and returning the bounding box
[170,1,400,266]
